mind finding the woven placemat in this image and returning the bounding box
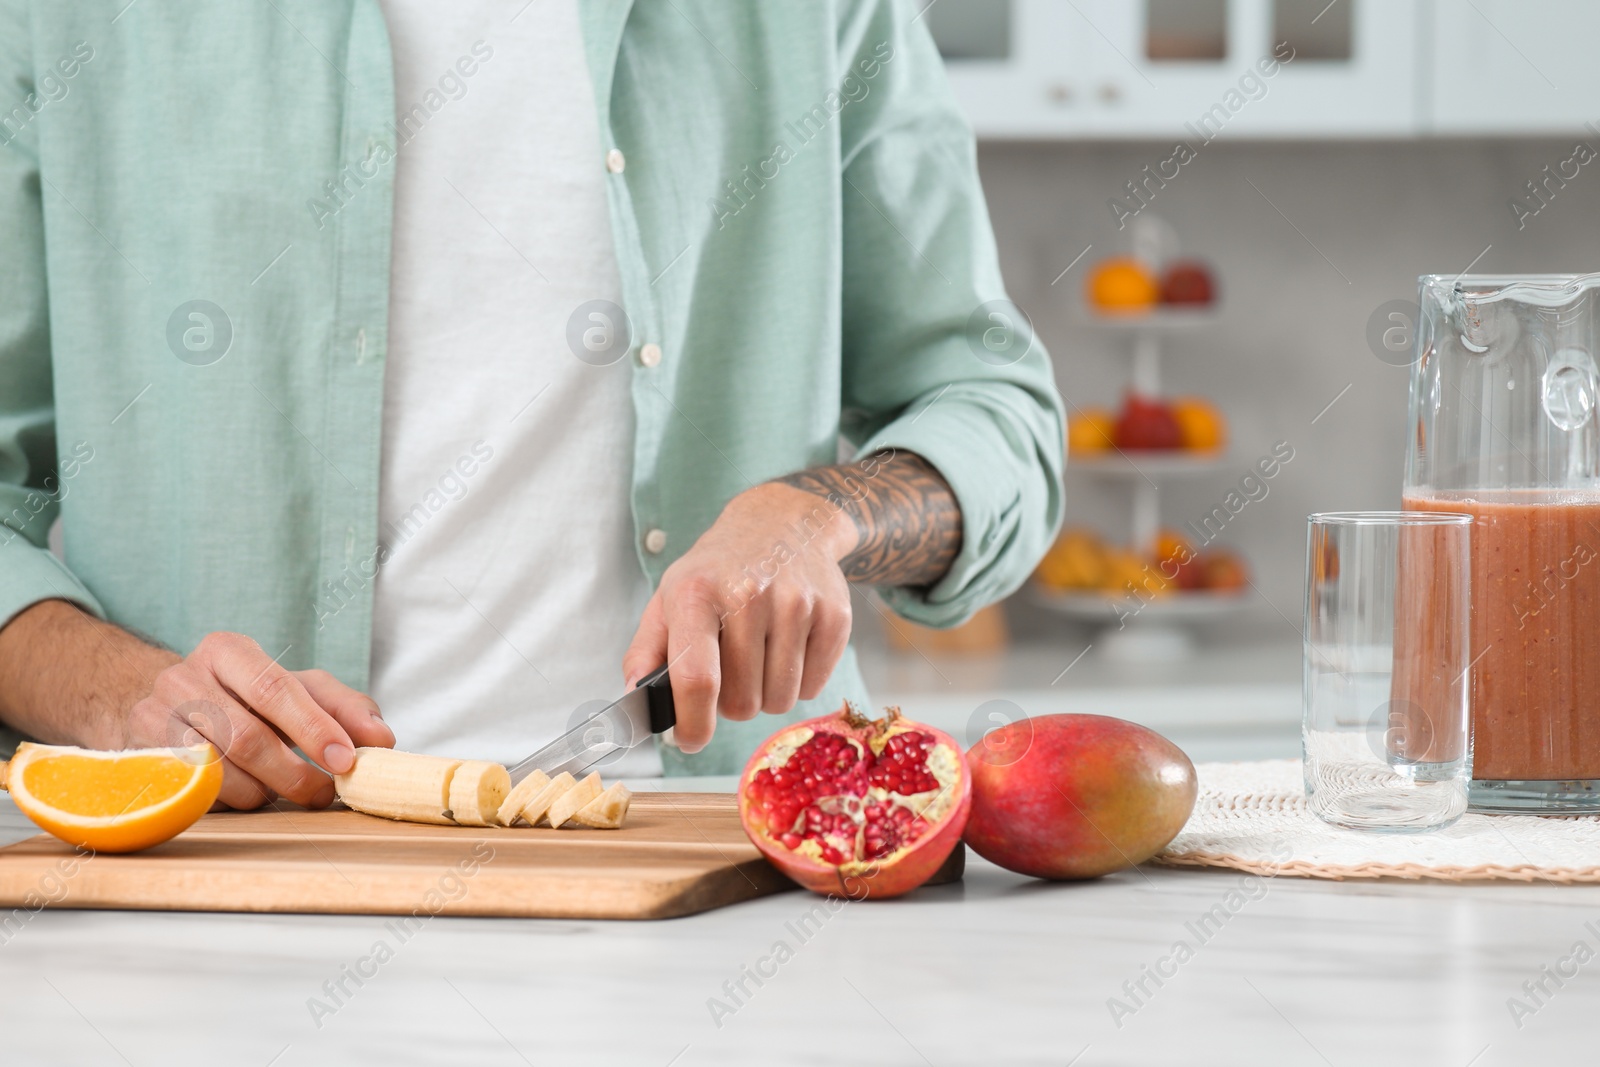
[1154,759,1600,883]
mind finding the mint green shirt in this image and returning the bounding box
[0,0,1063,772]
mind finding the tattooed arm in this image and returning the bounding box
[774,449,961,588]
[623,449,964,750]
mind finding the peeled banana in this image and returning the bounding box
[335,749,629,829]
[333,749,460,825]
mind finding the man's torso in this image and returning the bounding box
[370,0,655,771]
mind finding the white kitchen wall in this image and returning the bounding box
[979,137,1600,645]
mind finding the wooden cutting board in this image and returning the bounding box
[0,793,797,921]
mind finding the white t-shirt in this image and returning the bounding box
[369,0,659,775]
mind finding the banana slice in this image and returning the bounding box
[446,760,512,827]
[520,771,578,826]
[545,772,603,829]
[569,782,632,829]
[335,749,461,825]
[495,769,551,827]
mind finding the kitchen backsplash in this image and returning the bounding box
[980,137,1600,644]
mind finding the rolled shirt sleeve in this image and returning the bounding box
[835,0,1066,628]
[0,3,104,631]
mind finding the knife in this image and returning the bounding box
[506,664,677,784]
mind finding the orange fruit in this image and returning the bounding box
[1035,528,1106,589]
[1151,529,1206,591]
[1088,258,1159,313]
[1170,396,1227,451]
[1,743,223,853]
[1102,549,1171,598]
[1067,407,1116,454]
[1153,528,1192,565]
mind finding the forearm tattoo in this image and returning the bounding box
[775,449,962,587]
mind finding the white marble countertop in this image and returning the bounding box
[2,785,1596,1067]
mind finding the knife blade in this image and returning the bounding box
[506,664,677,784]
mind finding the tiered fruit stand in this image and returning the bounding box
[1032,309,1249,662]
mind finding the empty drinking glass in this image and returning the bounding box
[1303,511,1473,832]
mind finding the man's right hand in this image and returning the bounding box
[0,600,393,810]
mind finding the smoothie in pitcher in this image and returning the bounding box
[1399,490,1600,782]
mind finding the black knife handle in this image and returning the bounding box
[637,663,677,734]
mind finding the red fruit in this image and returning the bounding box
[1200,549,1249,591]
[1160,260,1216,306]
[1167,554,1206,592]
[739,705,971,899]
[1153,530,1203,591]
[1113,393,1184,451]
[964,714,1196,880]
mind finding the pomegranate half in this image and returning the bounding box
[738,705,971,899]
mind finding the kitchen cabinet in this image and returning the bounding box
[930,0,1600,140]
[924,0,1086,139]
[932,0,1421,139]
[1428,0,1600,135]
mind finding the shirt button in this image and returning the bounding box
[638,342,662,368]
[605,148,626,174]
[643,528,668,554]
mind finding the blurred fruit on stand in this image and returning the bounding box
[1086,254,1217,315]
[1103,547,1169,599]
[1067,406,1116,455]
[1169,396,1227,451]
[1033,528,1106,589]
[1068,226,1237,652]
[1158,260,1216,306]
[1153,529,1205,591]
[1112,392,1184,451]
[1203,551,1250,592]
[1087,257,1160,313]
[1033,526,1249,598]
[1152,528,1188,564]
[1070,395,1227,455]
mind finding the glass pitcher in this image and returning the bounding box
[1402,272,1600,812]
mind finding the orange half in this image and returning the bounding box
[1,743,223,853]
